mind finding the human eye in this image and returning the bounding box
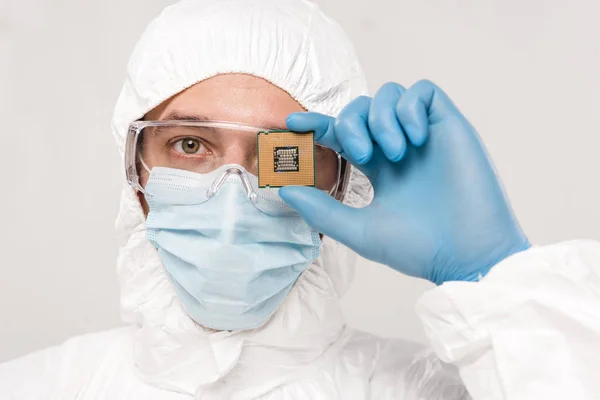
[172,137,209,155]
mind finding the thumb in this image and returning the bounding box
[279,186,365,249]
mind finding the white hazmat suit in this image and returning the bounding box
[2,0,600,399]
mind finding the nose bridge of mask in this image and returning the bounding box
[144,164,295,216]
[143,165,250,203]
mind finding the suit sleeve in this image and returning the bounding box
[416,240,600,400]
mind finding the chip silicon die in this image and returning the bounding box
[274,146,299,172]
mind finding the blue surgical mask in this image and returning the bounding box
[144,165,321,331]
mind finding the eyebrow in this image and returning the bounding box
[159,111,212,122]
[158,110,287,130]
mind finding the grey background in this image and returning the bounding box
[1,0,599,362]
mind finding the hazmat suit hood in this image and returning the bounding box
[111,0,373,395]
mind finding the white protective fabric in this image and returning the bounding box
[417,240,600,400]
[2,0,600,399]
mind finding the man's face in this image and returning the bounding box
[138,73,307,214]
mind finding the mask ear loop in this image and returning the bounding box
[328,153,342,196]
[132,152,153,195]
[138,152,152,174]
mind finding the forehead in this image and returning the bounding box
[145,74,305,129]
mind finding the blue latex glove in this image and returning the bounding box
[279,80,530,285]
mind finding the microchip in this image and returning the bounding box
[273,146,299,172]
[257,131,315,188]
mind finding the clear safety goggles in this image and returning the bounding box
[125,120,349,202]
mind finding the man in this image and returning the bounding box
[1,0,599,398]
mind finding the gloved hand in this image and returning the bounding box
[279,80,530,285]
